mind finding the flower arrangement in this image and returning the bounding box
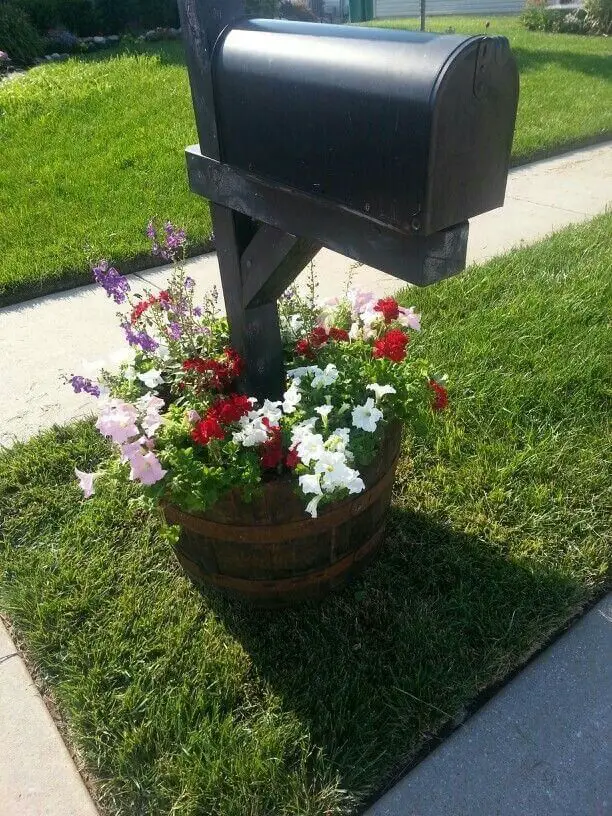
[69,222,447,518]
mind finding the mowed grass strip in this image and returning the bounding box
[372,16,612,163]
[0,43,212,305]
[1,216,610,816]
[1,19,611,305]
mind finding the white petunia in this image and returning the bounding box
[315,404,333,421]
[348,322,362,342]
[282,382,302,414]
[290,418,318,446]
[367,383,397,402]
[296,432,326,466]
[288,366,317,379]
[311,363,339,389]
[325,427,351,452]
[299,473,322,496]
[233,416,270,447]
[305,494,323,518]
[352,398,383,433]
[137,369,164,389]
[260,399,283,424]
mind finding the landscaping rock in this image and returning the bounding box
[107,34,120,43]
[93,36,106,45]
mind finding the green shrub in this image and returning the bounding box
[584,0,612,33]
[137,0,178,29]
[0,2,44,65]
[521,0,589,33]
[15,0,99,36]
[245,0,279,16]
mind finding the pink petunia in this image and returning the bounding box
[127,450,167,486]
[96,400,140,444]
[75,468,98,498]
[398,306,421,332]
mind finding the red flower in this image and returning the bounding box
[428,379,449,411]
[209,394,252,424]
[191,416,225,445]
[374,297,400,323]
[285,446,300,469]
[182,348,244,391]
[130,295,155,324]
[260,424,283,469]
[295,338,314,359]
[309,326,329,348]
[158,290,170,303]
[373,329,409,362]
[329,326,350,342]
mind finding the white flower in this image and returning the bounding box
[352,398,383,433]
[288,366,317,379]
[156,343,171,361]
[325,427,351,452]
[348,322,362,342]
[290,418,318,446]
[367,383,397,402]
[311,363,339,389]
[124,365,137,382]
[347,289,376,317]
[233,416,270,447]
[315,404,333,421]
[260,399,283,424]
[360,307,382,338]
[305,494,323,518]
[314,454,365,494]
[299,473,322,496]
[282,382,302,414]
[137,369,164,389]
[289,314,303,333]
[296,432,326,466]
[397,306,421,331]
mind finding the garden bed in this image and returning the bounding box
[1,18,611,306]
[1,214,610,815]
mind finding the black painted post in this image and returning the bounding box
[177,0,319,400]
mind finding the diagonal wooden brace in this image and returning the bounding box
[212,205,320,401]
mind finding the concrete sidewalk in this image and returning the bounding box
[366,594,612,816]
[1,142,610,447]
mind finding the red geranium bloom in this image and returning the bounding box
[329,326,350,342]
[295,338,314,359]
[309,326,329,348]
[373,328,409,362]
[285,446,300,469]
[182,348,244,391]
[158,290,170,303]
[130,295,155,324]
[428,379,449,411]
[209,394,252,424]
[191,416,225,445]
[260,424,283,469]
[374,297,400,323]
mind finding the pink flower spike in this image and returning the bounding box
[128,450,167,486]
[75,468,97,498]
[398,306,421,332]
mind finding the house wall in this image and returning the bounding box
[374,0,525,18]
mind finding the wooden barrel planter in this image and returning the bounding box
[162,423,402,607]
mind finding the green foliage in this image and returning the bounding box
[245,0,278,17]
[521,0,590,33]
[0,2,44,65]
[1,215,610,816]
[584,0,612,33]
[279,0,318,21]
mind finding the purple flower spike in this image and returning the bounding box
[168,322,182,340]
[92,260,130,304]
[121,322,159,352]
[184,276,195,291]
[70,375,101,398]
[193,306,202,317]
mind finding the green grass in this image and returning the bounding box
[1,19,611,305]
[372,16,612,162]
[0,43,212,306]
[1,214,610,815]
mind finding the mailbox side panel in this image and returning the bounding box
[213,21,474,233]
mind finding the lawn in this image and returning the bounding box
[1,214,610,816]
[0,19,611,306]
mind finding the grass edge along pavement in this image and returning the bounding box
[1,213,610,816]
[1,19,612,307]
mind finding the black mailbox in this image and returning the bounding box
[213,21,518,237]
[177,0,519,398]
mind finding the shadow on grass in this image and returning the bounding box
[513,46,612,78]
[199,507,584,809]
